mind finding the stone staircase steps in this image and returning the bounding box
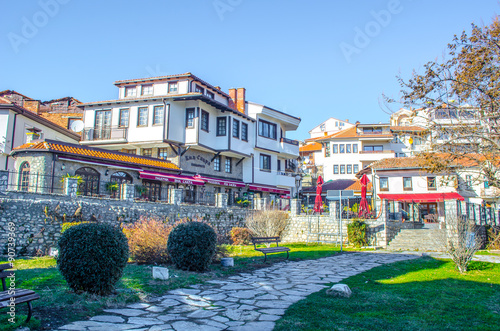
[387,229,447,251]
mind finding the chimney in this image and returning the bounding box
[228,88,237,111]
[236,88,246,114]
[23,100,41,114]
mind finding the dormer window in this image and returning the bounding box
[195,85,204,94]
[168,82,178,93]
[125,86,137,97]
[142,85,153,95]
[206,91,215,99]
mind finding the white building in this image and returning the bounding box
[308,117,354,139]
[0,97,80,171]
[78,73,301,202]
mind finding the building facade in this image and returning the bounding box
[77,73,301,203]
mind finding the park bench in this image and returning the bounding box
[0,263,40,323]
[251,236,290,262]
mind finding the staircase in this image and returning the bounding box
[387,228,447,251]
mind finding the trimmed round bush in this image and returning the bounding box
[167,221,217,272]
[57,222,129,295]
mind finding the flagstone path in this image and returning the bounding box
[58,252,418,331]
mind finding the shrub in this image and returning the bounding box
[123,218,173,265]
[245,210,289,238]
[61,221,90,233]
[167,221,217,272]
[230,227,252,245]
[347,219,367,248]
[57,223,129,295]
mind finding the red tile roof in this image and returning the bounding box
[13,140,180,171]
[299,142,322,152]
[346,179,373,192]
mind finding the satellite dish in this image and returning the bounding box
[70,120,84,133]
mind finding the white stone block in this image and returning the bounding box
[152,266,169,280]
[221,257,234,267]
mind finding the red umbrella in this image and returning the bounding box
[359,174,370,217]
[313,175,324,213]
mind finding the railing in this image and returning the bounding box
[182,191,216,206]
[280,137,299,146]
[359,150,395,154]
[82,126,128,141]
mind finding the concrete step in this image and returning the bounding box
[387,229,446,251]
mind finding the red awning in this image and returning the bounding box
[194,175,246,188]
[378,192,464,203]
[140,171,205,186]
[248,184,290,195]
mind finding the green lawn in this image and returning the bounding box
[0,242,342,330]
[275,257,500,331]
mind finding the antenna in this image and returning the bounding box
[70,120,84,133]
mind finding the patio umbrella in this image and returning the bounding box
[313,175,324,213]
[359,174,370,217]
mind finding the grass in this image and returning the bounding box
[0,242,342,330]
[475,250,500,256]
[275,257,500,331]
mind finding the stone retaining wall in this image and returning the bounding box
[0,191,250,256]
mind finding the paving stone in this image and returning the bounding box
[127,303,151,309]
[147,306,166,313]
[171,321,220,331]
[201,293,227,301]
[187,310,218,318]
[228,290,258,299]
[259,314,281,321]
[220,283,253,290]
[259,308,286,315]
[253,300,291,309]
[103,309,147,317]
[169,288,201,296]
[180,298,212,307]
[255,294,279,300]
[240,299,256,305]
[202,319,229,328]
[212,315,230,323]
[148,325,173,331]
[226,321,245,327]
[225,308,260,321]
[159,299,182,307]
[228,321,275,331]
[90,315,126,323]
[157,315,188,322]
[128,317,164,325]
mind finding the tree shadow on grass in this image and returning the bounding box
[275,257,500,331]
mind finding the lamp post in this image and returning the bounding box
[295,174,302,199]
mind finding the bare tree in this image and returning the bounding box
[443,215,484,273]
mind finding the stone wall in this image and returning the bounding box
[0,191,250,256]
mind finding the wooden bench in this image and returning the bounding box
[251,237,290,262]
[0,263,40,323]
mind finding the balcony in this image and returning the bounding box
[81,127,128,143]
[279,137,299,157]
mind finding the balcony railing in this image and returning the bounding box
[359,150,394,154]
[82,127,128,141]
[280,137,299,146]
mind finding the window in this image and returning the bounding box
[339,144,345,153]
[466,175,473,187]
[333,165,339,174]
[363,127,382,134]
[484,180,490,189]
[186,108,195,128]
[277,160,281,171]
[125,86,136,97]
[201,110,209,131]
[241,123,248,141]
[123,149,136,154]
[346,144,351,153]
[353,164,359,173]
[258,120,277,139]
[142,148,152,157]
[153,106,164,125]
[325,143,331,157]
[363,145,383,152]
[332,144,338,153]
[347,165,352,174]
[403,177,412,190]
[399,153,406,157]
[217,117,226,136]
[206,91,215,99]
[380,177,389,191]
[142,85,153,95]
[352,144,358,153]
[19,162,30,191]
[260,154,271,171]
[233,119,240,138]
[142,180,161,202]
[195,85,204,94]
[119,108,129,127]
[75,167,100,196]
[320,124,325,131]
[427,177,436,190]
[67,118,79,129]
[225,157,232,173]
[158,148,169,159]
[137,107,148,126]
[340,165,346,174]
[168,82,178,93]
[214,155,221,171]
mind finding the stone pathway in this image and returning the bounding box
[58,252,418,331]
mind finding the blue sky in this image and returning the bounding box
[1,0,498,140]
